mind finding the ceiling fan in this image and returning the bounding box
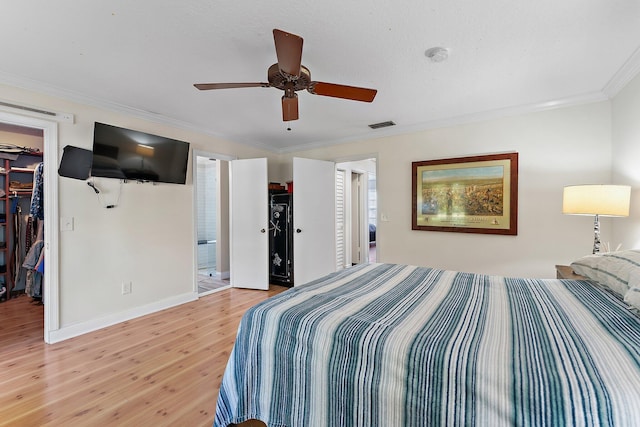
[194,29,377,122]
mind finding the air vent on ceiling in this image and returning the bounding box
[368,120,396,129]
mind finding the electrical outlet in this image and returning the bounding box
[122,281,132,295]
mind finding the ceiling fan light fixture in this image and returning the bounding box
[282,94,299,122]
[424,47,449,63]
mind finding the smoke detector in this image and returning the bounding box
[424,47,449,63]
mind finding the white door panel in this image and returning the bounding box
[293,157,336,285]
[230,158,268,290]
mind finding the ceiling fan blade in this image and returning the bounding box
[308,82,377,102]
[194,82,268,90]
[282,94,299,122]
[273,29,303,77]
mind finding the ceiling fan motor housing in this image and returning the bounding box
[268,64,312,92]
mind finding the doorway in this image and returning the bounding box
[0,110,59,343]
[193,151,232,295]
[335,158,377,269]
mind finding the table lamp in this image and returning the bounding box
[562,184,631,254]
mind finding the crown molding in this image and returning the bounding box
[0,71,277,153]
[603,45,640,98]
[0,71,614,156]
[279,91,609,154]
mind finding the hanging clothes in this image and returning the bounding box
[25,216,34,253]
[22,162,45,299]
[23,220,43,299]
[30,162,44,220]
[11,211,33,293]
[12,204,22,289]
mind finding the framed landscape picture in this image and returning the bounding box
[412,152,518,235]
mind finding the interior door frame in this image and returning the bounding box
[191,150,235,296]
[334,154,379,265]
[0,110,59,344]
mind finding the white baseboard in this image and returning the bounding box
[217,270,230,280]
[46,292,198,344]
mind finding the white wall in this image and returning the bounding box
[0,78,629,338]
[612,72,640,249]
[0,124,43,149]
[285,102,613,278]
[0,83,274,335]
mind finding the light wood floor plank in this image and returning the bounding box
[0,286,287,427]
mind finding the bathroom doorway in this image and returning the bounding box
[194,152,232,295]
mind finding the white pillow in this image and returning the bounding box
[624,269,640,310]
[570,250,640,297]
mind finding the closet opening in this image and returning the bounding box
[0,122,45,337]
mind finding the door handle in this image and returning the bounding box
[260,228,266,233]
[296,228,302,233]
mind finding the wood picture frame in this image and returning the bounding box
[412,152,518,235]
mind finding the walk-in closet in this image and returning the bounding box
[0,123,45,320]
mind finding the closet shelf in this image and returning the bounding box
[10,167,36,173]
[8,191,33,197]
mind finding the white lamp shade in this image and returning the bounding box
[563,185,631,217]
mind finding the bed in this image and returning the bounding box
[214,254,640,426]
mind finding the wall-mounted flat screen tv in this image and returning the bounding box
[90,122,190,184]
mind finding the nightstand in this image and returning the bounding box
[555,265,588,280]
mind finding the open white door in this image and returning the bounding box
[229,158,269,290]
[293,157,336,286]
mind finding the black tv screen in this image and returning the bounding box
[90,122,190,184]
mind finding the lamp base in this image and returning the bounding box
[593,214,600,254]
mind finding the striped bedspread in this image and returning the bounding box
[214,263,640,426]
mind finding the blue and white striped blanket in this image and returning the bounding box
[214,263,640,426]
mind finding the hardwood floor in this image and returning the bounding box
[0,286,287,427]
[198,274,230,294]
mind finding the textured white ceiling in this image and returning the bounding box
[1,1,639,152]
